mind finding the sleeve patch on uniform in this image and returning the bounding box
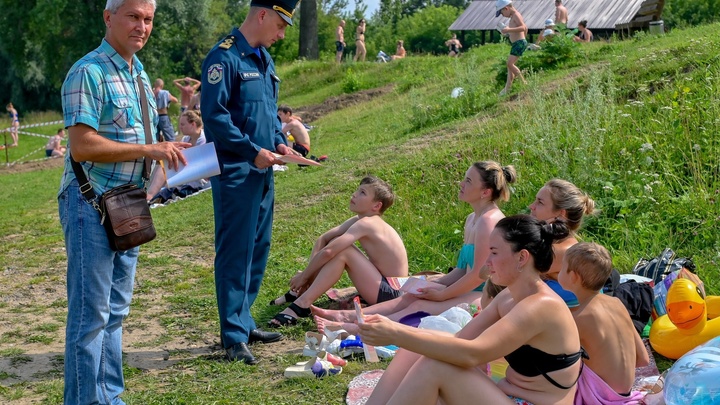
[207,64,224,85]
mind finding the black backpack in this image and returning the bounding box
[613,280,654,335]
[632,248,696,285]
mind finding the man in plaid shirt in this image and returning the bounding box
[58,1,189,403]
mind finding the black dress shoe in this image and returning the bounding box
[248,329,283,344]
[226,342,258,365]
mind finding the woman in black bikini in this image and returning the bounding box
[354,19,367,62]
[573,20,593,43]
[359,215,583,405]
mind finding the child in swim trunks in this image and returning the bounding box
[495,0,527,96]
[269,176,409,327]
[558,242,649,402]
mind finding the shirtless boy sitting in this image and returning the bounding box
[558,243,650,402]
[278,105,310,158]
[496,0,528,96]
[269,176,409,327]
[45,128,67,158]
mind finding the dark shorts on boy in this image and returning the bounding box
[510,39,528,57]
[46,149,53,157]
[335,41,344,52]
[377,276,403,303]
[292,143,309,157]
[292,143,310,167]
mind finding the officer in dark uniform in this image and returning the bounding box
[201,0,300,364]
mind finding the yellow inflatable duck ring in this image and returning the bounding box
[650,278,720,359]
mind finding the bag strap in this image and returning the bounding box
[70,73,155,205]
[136,74,154,181]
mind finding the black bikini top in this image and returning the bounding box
[505,345,587,389]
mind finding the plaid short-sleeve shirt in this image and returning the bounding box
[59,39,159,197]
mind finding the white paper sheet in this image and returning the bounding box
[165,142,221,188]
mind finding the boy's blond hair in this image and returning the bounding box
[565,242,612,291]
[360,176,395,214]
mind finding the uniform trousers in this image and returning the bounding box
[211,161,274,347]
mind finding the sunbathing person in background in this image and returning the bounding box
[391,40,406,60]
[278,105,311,159]
[359,215,583,405]
[313,161,516,335]
[558,242,649,403]
[268,176,408,327]
[573,20,593,43]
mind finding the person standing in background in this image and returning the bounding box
[153,78,178,141]
[173,77,201,113]
[555,0,568,27]
[354,19,366,62]
[335,20,346,63]
[5,102,19,147]
[445,33,463,57]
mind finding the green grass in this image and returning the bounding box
[1,22,719,403]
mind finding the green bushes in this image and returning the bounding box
[495,33,585,87]
[342,68,363,93]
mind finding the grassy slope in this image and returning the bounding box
[1,23,719,403]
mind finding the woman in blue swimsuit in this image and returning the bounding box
[6,102,19,147]
[360,215,583,405]
[312,161,516,334]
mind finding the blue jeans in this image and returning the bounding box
[156,114,175,142]
[59,180,139,405]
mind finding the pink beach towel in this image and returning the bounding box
[574,365,645,405]
[346,370,384,405]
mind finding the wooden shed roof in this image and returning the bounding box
[449,0,663,31]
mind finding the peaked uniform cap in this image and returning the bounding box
[251,0,300,26]
[495,0,512,17]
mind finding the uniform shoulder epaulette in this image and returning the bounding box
[219,35,236,50]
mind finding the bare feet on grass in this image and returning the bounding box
[310,305,355,322]
[314,315,360,336]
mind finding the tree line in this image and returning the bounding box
[0,0,715,113]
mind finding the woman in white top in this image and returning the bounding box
[149,110,207,204]
[178,110,206,147]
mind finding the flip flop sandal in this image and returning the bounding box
[303,331,329,357]
[269,290,298,306]
[288,302,311,318]
[317,350,347,367]
[268,303,311,328]
[284,355,343,378]
[268,313,297,328]
[324,328,349,343]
